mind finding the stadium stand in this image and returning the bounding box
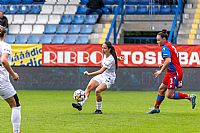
[177,0,199,44]
[2,0,185,44]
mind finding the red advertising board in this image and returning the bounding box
[42,44,200,67]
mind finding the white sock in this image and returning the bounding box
[12,106,21,133]
[96,101,102,110]
[79,96,88,106]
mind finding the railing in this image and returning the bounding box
[168,0,183,44]
[106,0,125,44]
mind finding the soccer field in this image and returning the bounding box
[0,90,199,133]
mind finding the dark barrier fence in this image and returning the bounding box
[11,67,200,91]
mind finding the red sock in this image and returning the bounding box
[154,95,165,108]
[176,92,190,99]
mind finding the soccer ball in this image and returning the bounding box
[73,89,85,102]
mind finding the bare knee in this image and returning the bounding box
[95,89,101,96]
[6,94,20,108]
[166,92,174,99]
[158,88,165,96]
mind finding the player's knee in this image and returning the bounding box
[13,94,20,107]
[166,93,174,99]
[87,84,93,90]
[158,89,165,95]
[95,90,101,95]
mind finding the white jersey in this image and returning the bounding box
[0,41,16,99]
[101,54,116,80]
[0,41,12,78]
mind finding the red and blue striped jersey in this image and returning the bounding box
[162,41,183,80]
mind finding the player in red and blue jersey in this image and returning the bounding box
[147,29,196,114]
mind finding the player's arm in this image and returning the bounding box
[117,56,125,61]
[84,67,107,76]
[154,57,171,78]
[1,53,19,80]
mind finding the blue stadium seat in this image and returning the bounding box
[149,5,159,14]
[22,0,33,4]
[102,6,112,14]
[80,25,93,34]
[0,5,7,13]
[80,0,88,4]
[160,5,171,14]
[40,35,53,44]
[68,25,81,34]
[18,5,29,14]
[171,5,178,14]
[27,35,41,44]
[127,0,140,5]
[72,15,85,24]
[0,0,9,4]
[85,15,97,24]
[140,0,150,5]
[126,6,136,14]
[5,35,16,44]
[60,15,72,24]
[76,6,88,14]
[7,5,19,14]
[76,35,89,44]
[51,35,66,44]
[136,5,148,14]
[15,35,29,44]
[103,0,116,5]
[56,25,68,34]
[64,35,78,44]
[29,5,41,14]
[10,0,21,4]
[44,25,57,34]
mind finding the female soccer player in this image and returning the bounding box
[147,29,196,114]
[0,26,22,133]
[72,41,123,114]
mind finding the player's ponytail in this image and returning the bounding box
[105,41,118,70]
[0,26,6,38]
[157,29,168,40]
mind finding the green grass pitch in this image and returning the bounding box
[0,90,199,133]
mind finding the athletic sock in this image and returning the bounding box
[12,106,21,133]
[96,101,102,110]
[154,95,165,108]
[79,96,88,106]
[174,92,190,99]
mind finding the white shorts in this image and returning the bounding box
[0,78,16,100]
[91,74,115,89]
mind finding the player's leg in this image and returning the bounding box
[94,83,107,114]
[147,83,167,114]
[72,79,99,111]
[154,83,167,109]
[5,94,21,133]
[79,79,99,106]
[165,77,196,109]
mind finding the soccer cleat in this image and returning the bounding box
[190,94,196,109]
[147,108,160,114]
[72,103,82,111]
[93,110,103,114]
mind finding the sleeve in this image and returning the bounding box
[2,44,11,55]
[102,58,112,69]
[162,46,171,59]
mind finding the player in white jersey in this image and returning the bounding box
[72,41,123,114]
[0,26,21,133]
